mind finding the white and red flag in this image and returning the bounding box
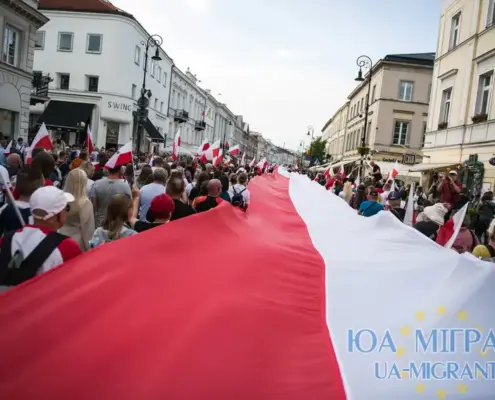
[228,145,240,157]
[256,157,267,170]
[213,148,223,167]
[4,140,12,156]
[105,141,132,169]
[172,130,181,161]
[240,152,246,166]
[196,139,210,157]
[26,123,53,164]
[338,165,346,178]
[86,126,93,154]
[249,157,256,167]
[436,202,469,248]
[0,170,494,399]
[204,140,220,161]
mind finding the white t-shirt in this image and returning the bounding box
[186,181,195,196]
[228,184,250,205]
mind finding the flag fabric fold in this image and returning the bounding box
[0,171,494,399]
[228,145,240,156]
[105,141,132,169]
[86,126,93,154]
[26,123,53,164]
[172,130,181,161]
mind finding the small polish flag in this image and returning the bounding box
[196,139,210,159]
[228,145,240,157]
[256,158,268,170]
[240,153,246,166]
[436,203,469,248]
[213,149,223,167]
[249,157,256,167]
[26,123,53,164]
[4,141,12,156]
[105,141,133,169]
[205,140,220,161]
[403,182,415,227]
[338,165,346,178]
[86,126,93,154]
[324,167,334,179]
[172,130,181,161]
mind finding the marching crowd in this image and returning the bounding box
[310,161,495,261]
[0,139,254,291]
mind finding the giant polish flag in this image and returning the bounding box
[0,171,494,399]
[105,141,132,169]
[26,122,52,164]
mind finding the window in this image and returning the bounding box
[154,98,158,109]
[59,73,70,90]
[134,45,141,65]
[131,84,137,99]
[371,85,376,102]
[160,101,164,113]
[476,71,493,115]
[427,84,432,102]
[440,87,452,123]
[399,81,414,101]
[86,34,102,54]
[450,13,461,49]
[58,32,73,52]
[2,25,20,66]
[150,62,155,77]
[34,31,45,50]
[157,66,162,82]
[163,72,167,86]
[393,121,409,145]
[87,76,99,92]
[488,0,495,27]
[422,122,427,146]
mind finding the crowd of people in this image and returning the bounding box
[0,140,256,291]
[310,162,495,261]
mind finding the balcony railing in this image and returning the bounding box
[31,72,52,98]
[195,120,206,131]
[174,109,189,123]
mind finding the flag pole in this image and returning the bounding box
[0,173,25,228]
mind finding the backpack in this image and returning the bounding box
[416,194,425,207]
[0,230,67,286]
[231,186,246,208]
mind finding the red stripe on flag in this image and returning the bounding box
[0,173,346,399]
[436,217,455,247]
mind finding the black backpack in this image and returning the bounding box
[0,230,67,286]
[231,187,246,208]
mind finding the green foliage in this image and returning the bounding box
[307,137,328,163]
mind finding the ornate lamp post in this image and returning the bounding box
[354,55,373,180]
[135,34,163,156]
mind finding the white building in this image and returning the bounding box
[0,0,48,140]
[424,0,495,189]
[32,0,173,150]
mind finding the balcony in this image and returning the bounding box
[30,72,52,104]
[174,109,189,123]
[195,120,206,131]
[424,119,495,148]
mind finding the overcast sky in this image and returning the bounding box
[113,0,440,150]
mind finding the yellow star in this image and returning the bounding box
[415,310,425,321]
[457,311,468,321]
[436,305,447,315]
[401,371,409,379]
[400,324,411,336]
[458,383,468,394]
[437,387,447,400]
[479,348,488,357]
[395,346,406,357]
[416,383,426,393]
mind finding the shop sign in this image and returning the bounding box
[382,157,399,163]
[108,101,132,113]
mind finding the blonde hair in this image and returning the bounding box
[80,161,95,179]
[64,168,88,203]
[343,181,353,202]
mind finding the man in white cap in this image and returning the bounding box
[438,169,462,208]
[0,186,82,289]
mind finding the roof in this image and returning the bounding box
[383,52,435,66]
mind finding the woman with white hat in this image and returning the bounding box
[413,203,448,241]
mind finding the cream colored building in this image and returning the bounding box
[423,0,495,190]
[321,102,349,162]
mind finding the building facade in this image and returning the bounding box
[0,0,48,141]
[321,102,349,161]
[424,0,495,190]
[32,0,173,150]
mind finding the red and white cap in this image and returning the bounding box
[30,186,74,220]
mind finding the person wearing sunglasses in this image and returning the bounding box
[0,186,82,290]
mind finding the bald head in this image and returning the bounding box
[207,179,222,197]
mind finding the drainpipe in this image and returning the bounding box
[166,64,175,148]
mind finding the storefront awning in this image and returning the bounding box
[408,162,458,172]
[143,118,164,142]
[329,156,361,169]
[376,161,421,179]
[37,100,94,129]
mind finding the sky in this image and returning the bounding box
[113,0,441,151]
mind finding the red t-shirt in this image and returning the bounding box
[439,179,462,206]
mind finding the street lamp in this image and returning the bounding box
[307,125,314,165]
[135,34,163,156]
[355,55,373,180]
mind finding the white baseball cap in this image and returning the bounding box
[30,186,74,220]
[449,170,458,175]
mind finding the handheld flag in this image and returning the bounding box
[105,141,133,169]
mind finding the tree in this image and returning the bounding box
[306,137,328,164]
